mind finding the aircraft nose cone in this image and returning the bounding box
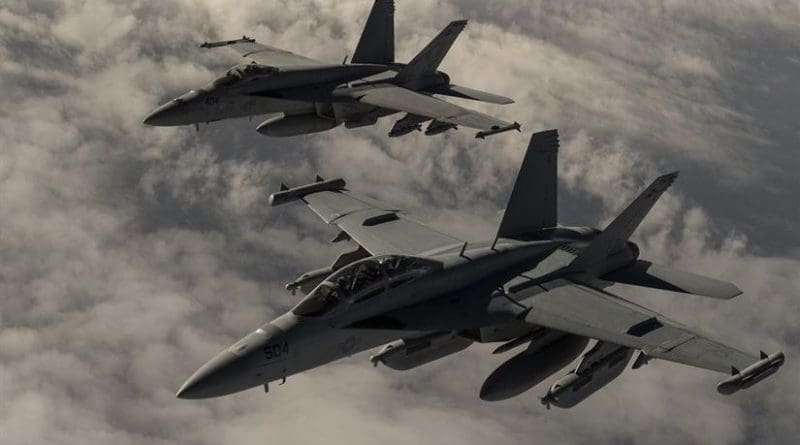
[143,100,182,126]
[144,89,205,126]
[176,350,242,399]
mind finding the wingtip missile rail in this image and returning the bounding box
[269,178,346,206]
[717,351,785,395]
[200,36,255,49]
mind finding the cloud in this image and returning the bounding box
[0,0,798,444]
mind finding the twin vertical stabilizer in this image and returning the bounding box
[497,129,559,238]
[352,0,395,65]
[395,20,468,85]
[569,172,677,269]
[496,130,738,300]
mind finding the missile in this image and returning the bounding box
[717,351,785,395]
[389,113,428,137]
[425,120,457,136]
[370,332,472,370]
[388,124,421,137]
[542,343,633,409]
[480,334,588,401]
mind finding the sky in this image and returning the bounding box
[1,0,799,444]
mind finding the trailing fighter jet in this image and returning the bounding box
[143,0,519,139]
[176,130,784,406]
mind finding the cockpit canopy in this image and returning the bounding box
[212,62,278,87]
[292,255,441,317]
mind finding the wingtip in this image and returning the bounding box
[664,171,680,180]
[475,122,522,139]
[717,351,784,395]
[653,171,679,187]
[529,129,559,151]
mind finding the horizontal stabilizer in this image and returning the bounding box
[426,84,514,104]
[602,260,742,299]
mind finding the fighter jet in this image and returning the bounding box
[176,130,784,406]
[143,0,519,139]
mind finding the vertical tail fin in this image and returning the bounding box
[352,0,395,64]
[497,130,559,239]
[395,20,467,85]
[570,172,678,269]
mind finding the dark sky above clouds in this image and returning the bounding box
[1,1,798,444]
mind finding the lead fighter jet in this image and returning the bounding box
[177,130,784,406]
[143,0,519,139]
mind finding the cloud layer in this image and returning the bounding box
[1,1,798,444]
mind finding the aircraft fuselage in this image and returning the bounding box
[176,227,632,399]
[143,63,399,128]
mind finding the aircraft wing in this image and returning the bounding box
[200,37,323,68]
[269,178,462,256]
[343,84,519,138]
[511,278,760,373]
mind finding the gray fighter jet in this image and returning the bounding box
[176,130,784,406]
[143,0,519,139]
